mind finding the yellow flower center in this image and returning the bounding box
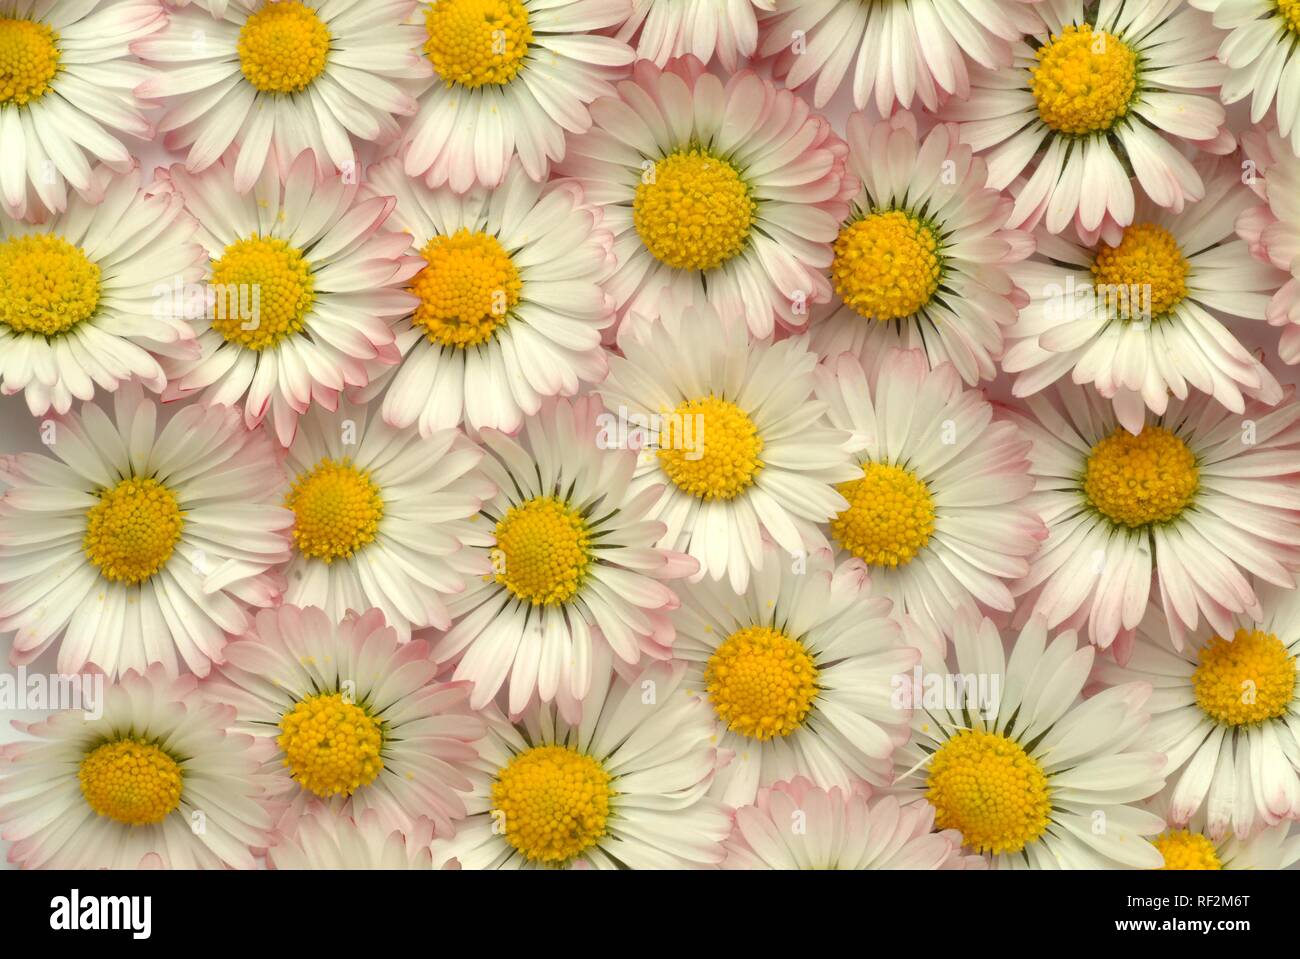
[424,0,532,88]
[633,149,755,272]
[1279,0,1300,34]
[1091,223,1190,321]
[1193,628,1297,727]
[0,234,101,337]
[491,744,613,865]
[286,458,384,563]
[238,0,331,95]
[832,211,942,321]
[1082,425,1198,528]
[0,17,58,107]
[278,692,385,798]
[926,729,1052,856]
[83,478,185,586]
[410,228,520,349]
[1030,24,1138,136]
[657,396,764,501]
[79,739,183,827]
[1153,829,1223,870]
[493,497,592,606]
[704,625,820,741]
[209,235,315,351]
[831,462,936,567]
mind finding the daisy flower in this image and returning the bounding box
[355,157,614,436]
[428,656,732,869]
[204,605,485,833]
[279,398,491,642]
[1193,0,1300,155]
[428,396,696,717]
[614,0,774,72]
[0,665,274,869]
[720,777,985,870]
[1094,584,1300,839]
[0,166,203,417]
[1142,791,1300,868]
[154,151,420,447]
[1008,382,1300,653]
[134,0,425,191]
[814,350,1046,638]
[893,607,1167,869]
[943,0,1233,239]
[758,0,1040,114]
[1240,128,1300,364]
[0,385,292,678]
[558,57,853,337]
[810,112,1033,388]
[594,301,860,594]
[267,808,436,869]
[1004,155,1288,434]
[670,544,919,807]
[0,0,163,218]
[403,0,633,192]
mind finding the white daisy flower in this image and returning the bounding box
[155,151,420,447]
[0,385,292,678]
[615,0,774,72]
[429,395,696,717]
[1142,790,1300,868]
[558,57,854,338]
[135,0,426,191]
[671,544,919,807]
[280,398,492,642]
[893,607,1167,869]
[814,350,1046,638]
[758,0,1041,114]
[720,777,986,870]
[355,157,615,436]
[1240,127,1300,365]
[0,665,275,869]
[0,0,163,218]
[944,0,1233,240]
[267,808,436,869]
[594,301,860,594]
[0,166,203,417]
[810,112,1033,387]
[1005,155,1288,433]
[428,656,732,869]
[205,605,486,833]
[1009,382,1300,653]
[403,0,633,192]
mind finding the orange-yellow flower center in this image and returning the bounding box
[238,0,331,94]
[634,149,755,272]
[209,235,316,350]
[410,228,520,349]
[278,692,385,797]
[1279,0,1300,34]
[1082,425,1198,528]
[286,458,385,563]
[83,478,186,586]
[79,739,184,826]
[0,17,59,106]
[1030,24,1138,136]
[425,0,533,88]
[1091,223,1190,321]
[0,234,101,336]
[657,396,764,501]
[493,496,592,606]
[491,744,613,865]
[832,462,936,567]
[704,625,820,741]
[1153,829,1223,870]
[1193,628,1296,727]
[832,210,942,321]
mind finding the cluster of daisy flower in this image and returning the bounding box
[4,0,1300,872]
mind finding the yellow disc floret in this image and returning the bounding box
[278,692,385,797]
[79,739,183,826]
[238,0,331,94]
[491,744,613,864]
[832,462,936,567]
[1091,223,1189,320]
[425,0,532,88]
[0,17,60,106]
[657,396,763,501]
[1193,628,1296,727]
[704,625,820,741]
[209,236,315,350]
[634,149,755,272]
[1082,425,1198,528]
[0,234,101,336]
[286,458,384,563]
[1279,0,1300,34]
[83,478,185,586]
[1153,829,1223,870]
[410,228,520,348]
[1030,23,1138,136]
[926,729,1052,856]
[493,497,592,606]
[832,210,942,321]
